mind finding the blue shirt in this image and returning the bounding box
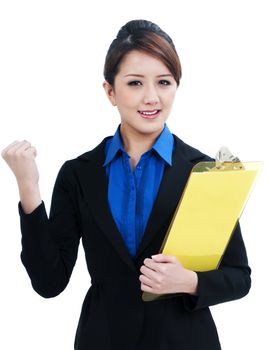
[103,124,175,257]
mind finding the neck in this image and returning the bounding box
[120,123,163,158]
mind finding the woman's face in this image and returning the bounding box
[103,50,178,137]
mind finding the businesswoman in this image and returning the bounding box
[1,19,251,350]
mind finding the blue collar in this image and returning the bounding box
[103,123,174,167]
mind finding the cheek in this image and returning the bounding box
[118,91,141,108]
[164,90,177,105]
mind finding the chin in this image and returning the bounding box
[121,116,167,135]
[134,121,165,135]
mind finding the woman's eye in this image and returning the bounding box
[127,80,172,86]
[159,80,171,86]
[128,81,142,86]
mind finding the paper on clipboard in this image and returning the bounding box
[142,156,262,302]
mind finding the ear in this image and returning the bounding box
[103,81,117,106]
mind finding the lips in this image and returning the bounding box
[138,109,161,119]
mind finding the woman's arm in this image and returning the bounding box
[17,181,42,214]
[140,222,250,308]
[182,222,251,311]
[2,141,81,298]
[1,140,42,213]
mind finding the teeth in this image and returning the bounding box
[140,110,159,115]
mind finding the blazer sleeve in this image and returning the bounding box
[182,222,251,311]
[19,161,82,298]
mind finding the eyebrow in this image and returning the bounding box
[123,74,173,78]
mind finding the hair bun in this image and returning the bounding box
[116,19,174,47]
[117,19,161,36]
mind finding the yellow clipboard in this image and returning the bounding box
[142,161,262,302]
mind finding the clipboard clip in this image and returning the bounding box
[212,146,244,171]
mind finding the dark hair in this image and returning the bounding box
[103,19,182,88]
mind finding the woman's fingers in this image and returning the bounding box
[31,146,37,157]
[1,140,19,157]
[15,140,32,152]
[2,140,36,160]
[1,140,39,184]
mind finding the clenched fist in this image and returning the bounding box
[1,140,42,213]
[1,140,39,185]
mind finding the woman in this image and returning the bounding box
[1,19,251,350]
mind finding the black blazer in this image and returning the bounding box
[19,133,251,350]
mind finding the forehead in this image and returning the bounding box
[118,50,170,76]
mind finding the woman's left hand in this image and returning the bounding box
[139,253,198,295]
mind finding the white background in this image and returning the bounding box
[0,0,269,349]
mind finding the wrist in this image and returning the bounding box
[17,181,42,214]
[185,270,198,295]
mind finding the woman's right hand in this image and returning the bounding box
[1,140,39,185]
[1,140,42,214]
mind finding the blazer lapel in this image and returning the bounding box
[77,134,195,273]
[135,135,194,259]
[78,137,138,274]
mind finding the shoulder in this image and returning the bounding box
[56,136,113,178]
[75,136,112,162]
[172,134,214,163]
[70,135,112,163]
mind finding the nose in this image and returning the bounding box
[143,84,160,105]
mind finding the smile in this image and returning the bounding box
[138,109,161,119]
